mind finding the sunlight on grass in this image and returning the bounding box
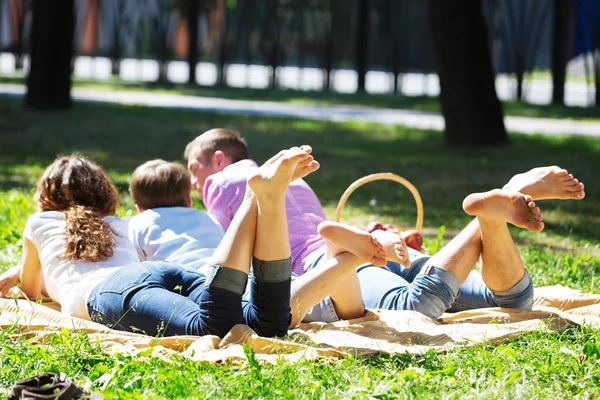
[1,97,599,398]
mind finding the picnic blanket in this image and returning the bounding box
[1,285,599,364]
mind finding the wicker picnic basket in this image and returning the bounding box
[334,172,424,233]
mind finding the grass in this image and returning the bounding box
[2,74,600,121]
[0,96,599,398]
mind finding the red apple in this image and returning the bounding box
[366,221,384,233]
[401,229,423,251]
[383,223,400,234]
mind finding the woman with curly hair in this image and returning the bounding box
[17,148,321,338]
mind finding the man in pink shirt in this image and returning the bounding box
[186,133,328,277]
[186,129,373,323]
[185,128,586,324]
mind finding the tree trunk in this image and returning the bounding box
[355,0,370,93]
[516,69,524,101]
[428,0,508,147]
[111,24,121,76]
[551,0,573,105]
[111,1,125,77]
[187,0,199,85]
[216,8,229,88]
[268,0,280,89]
[323,1,335,92]
[25,0,75,110]
[594,0,600,107]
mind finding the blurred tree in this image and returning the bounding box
[107,0,128,77]
[594,0,600,108]
[355,0,370,93]
[268,0,280,89]
[9,0,30,71]
[25,0,75,110]
[504,0,550,102]
[323,0,336,91]
[428,0,508,146]
[551,0,574,105]
[173,0,219,84]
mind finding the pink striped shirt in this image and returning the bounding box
[203,159,327,275]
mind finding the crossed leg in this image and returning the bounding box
[207,146,319,337]
[358,166,585,317]
[289,221,409,326]
[421,166,584,291]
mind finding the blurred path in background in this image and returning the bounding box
[1,83,599,137]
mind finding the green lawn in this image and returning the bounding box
[2,74,600,121]
[0,96,599,398]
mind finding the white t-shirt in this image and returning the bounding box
[128,207,224,273]
[23,211,139,319]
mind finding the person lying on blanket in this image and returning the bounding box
[0,149,400,334]
[126,158,405,326]
[185,128,586,320]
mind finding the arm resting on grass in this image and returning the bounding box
[19,237,44,300]
[0,265,21,297]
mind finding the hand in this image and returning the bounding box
[0,266,21,298]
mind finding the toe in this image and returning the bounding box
[564,178,580,186]
[554,167,568,176]
[300,145,312,154]
[526,220,545,232]
[568,183,584,192]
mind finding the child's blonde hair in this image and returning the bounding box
[130,160,191,210]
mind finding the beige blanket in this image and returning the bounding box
[2,285,599,364]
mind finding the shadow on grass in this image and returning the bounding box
[0,97,598,243]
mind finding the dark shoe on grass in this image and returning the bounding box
[8,372,84,400]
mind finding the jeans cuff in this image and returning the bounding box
[492,269,533,297]
[420,265,461,297]
[205,265,248,296]
[252,256,291,283]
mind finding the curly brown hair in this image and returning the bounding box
[35,155,119,262]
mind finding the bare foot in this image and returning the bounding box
[371,230,411,268]
[248,147,313,204]
[261,145,320,182]
[319,221,388,266]
[503,166,585,200]
[463,189,545,232]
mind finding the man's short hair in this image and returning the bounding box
[130,160,191,210]
[184,128,249,163]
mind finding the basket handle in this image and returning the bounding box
[334,172,424,233]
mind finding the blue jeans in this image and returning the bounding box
[86,259,292,338]
[358,249,534,319]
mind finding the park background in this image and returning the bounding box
[0,0,599,398]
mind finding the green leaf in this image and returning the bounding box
[505,371,521,386]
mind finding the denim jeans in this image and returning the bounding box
[357,248,534,319]
[86,259,292,338]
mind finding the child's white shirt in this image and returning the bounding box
[23,211,139,319]
[128,207,224,274]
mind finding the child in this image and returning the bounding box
[127,158,408,327]
[128,159,224,272]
